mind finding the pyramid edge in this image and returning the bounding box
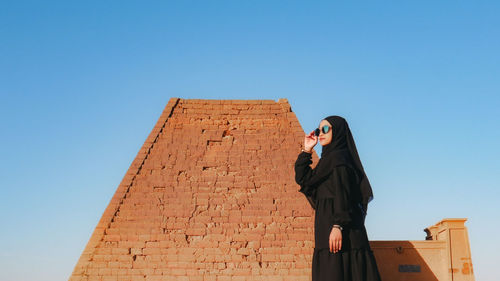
[68,97,181,280]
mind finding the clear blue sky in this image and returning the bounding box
[1,1,499,280]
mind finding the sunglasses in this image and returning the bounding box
[314,125,332,136]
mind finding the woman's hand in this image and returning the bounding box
[329,226,342,253]
[304,130,318,152]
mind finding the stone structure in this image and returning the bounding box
[70,98,316,281]
[371,218,475,281]
[69,98,475,281]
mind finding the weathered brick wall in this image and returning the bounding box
[69,98,320,281]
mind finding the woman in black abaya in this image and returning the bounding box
[294,116,382,281]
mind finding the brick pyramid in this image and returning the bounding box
[69,98,320,281]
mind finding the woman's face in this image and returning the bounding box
[318,119,333,146]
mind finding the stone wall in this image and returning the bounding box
[69,98,319,281]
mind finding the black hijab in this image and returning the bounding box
[309,116,374,213]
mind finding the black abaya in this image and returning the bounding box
[295,151,382,281]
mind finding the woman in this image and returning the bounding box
[294,115,382,281]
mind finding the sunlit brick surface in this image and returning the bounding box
[69,98,320,281]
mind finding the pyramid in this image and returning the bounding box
[69,98,320,281]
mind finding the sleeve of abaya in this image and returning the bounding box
[294,151,317,210]
[330,165,357,227]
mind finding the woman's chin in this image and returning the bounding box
[319,140,330,146]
